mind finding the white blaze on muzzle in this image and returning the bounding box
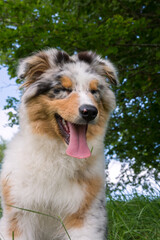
[79,91,93,106]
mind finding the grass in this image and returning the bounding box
[0,194,160,240]
[107,195,160,240]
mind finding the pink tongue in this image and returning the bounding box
[66,122,91,159]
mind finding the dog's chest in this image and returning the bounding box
[15,158,85,216]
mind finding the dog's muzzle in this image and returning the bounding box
[55,105,98,159]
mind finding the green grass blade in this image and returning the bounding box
[8,205,71,240]
[12,231,14,240]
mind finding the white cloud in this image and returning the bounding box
[107,159,121,183]
[0,66,20,109]
[0,108,19,141]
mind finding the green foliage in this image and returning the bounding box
[0,0,160,185]
[107,195,160,240]
[4,97,19,127]
[0,205,2,219]
[0,138,6,163]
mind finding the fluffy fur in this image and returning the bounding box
[0,49,118,240]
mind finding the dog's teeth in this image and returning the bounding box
[62,119,65,126]
[66,122,69,132]
[61,118,69,133]
[62,119,67,131]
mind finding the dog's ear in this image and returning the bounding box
[77,51,118,85]
[18,52,51,88]
[99,59,118,86]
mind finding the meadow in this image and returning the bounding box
[0,194,159,240]
[107,194,160,240]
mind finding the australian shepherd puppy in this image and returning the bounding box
[0,49,118,240]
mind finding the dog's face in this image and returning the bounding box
[18,49,118,159]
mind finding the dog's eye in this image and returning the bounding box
[54,88,62,94]
[66,89,72,93]
[90,89,98,95]
[53,88,72,94]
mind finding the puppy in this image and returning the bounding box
[0,49,118,240]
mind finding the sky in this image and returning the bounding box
[0,66,159,196]
[0,67,19,140]
[0,66,20,108]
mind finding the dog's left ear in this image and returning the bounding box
[77,51,118,85]
[18,51,51,88]
[99,59,119,86]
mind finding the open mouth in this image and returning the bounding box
[55,114,91,159]
[55,114,70,144]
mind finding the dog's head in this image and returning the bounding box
[18,49,118,159]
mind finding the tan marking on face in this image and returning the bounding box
[64,176,102,229]
[86,89,114,140]
[51,93,79,121]
[61,76,73,88]
[87,102,109,139]
[27,93,79,139]
[26,96,59,138]
[89,79,98,91]
[20,52,50,88]
[8,213,22,237]
[1,178,13,211]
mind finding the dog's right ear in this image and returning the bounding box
[18,52,51,88]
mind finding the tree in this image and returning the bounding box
[0,138,6,163]
[0,0,160,187]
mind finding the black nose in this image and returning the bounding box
[79,104,98,122]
